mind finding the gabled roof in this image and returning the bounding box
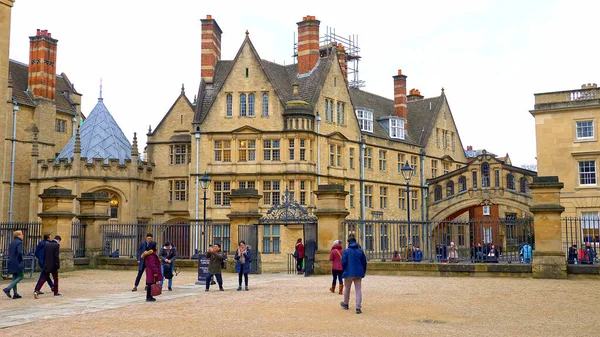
[8,60,79,115]
[349,87,445,146]
[57,98,131,163]
[149,88,194,136]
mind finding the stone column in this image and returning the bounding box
[38,188,76,270]
[314,184,349,274]
[77,192,110,267]
[227,189,262,252]
[529,176,566,279]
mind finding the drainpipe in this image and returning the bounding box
[316,114,322,186]
[195,127,200,253]
[9,99,18,222]
[420,149,428,253]
[359,136,366,246]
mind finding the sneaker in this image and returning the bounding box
[38,291,45,295]
[168,287,172,291]
[2,288,11,299]
[356,308,362,314]
[131,287,137,292]
[237,286,242,291]
[205,289,209,292]
[146,298,156,302]
[340,302,349,310]
[54,293,63,297]
[33,292,39,299]
[219,287,224,291]
[12,294,22,299]
[245,286,249,291]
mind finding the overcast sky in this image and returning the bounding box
[8,0,600,166]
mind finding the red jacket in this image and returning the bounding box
[143,250,163,284]
[295,242,305,259]
[329,243,343,271]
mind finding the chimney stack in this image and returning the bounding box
[336,43,348,83]
[407,88,424,102]
[200,15,223,84]
[28,29,58,100]
[393,69,407,120]
[297,15,320,75]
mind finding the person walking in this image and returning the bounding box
[205,244,224,292]
[34,234,55,295]
[340,235,367,314]
[294,238,305,275]
[329,240,343,294]
[142,241,163,302]
[159,241,177,291]
[3,230,25,299]
[132,233,153,291]
[34,236,62,298]
[234,240,251,291]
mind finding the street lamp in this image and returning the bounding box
[199,172,211,252]
[401,161,414,261]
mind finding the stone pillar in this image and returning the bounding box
[38,188,76,270]
[529,176,566,279]
[77,192,110,267]
[227,189,262,253]
[314,185,349,274]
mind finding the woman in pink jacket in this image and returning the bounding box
[329,240,344,294]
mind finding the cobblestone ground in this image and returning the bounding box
[0,269,598,336]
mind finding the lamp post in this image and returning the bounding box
[401,161,414,261]
[199,172,211,253]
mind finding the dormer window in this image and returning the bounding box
[390,118,405,139]
[356,109,373,132]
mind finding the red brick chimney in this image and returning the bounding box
[393,69,407,120]
[407,88,424,102]
[297,15,320,75]
[28,29,58,100]
[200,15,222,84]
[336,43,348,83]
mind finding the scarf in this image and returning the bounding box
[238,247,247,264]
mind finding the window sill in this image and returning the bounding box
[575,185,599,190]
[574,138,596,143]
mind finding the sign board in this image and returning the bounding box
[195,256,210,285]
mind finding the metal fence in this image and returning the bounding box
[0,222,42,258]
[343,218,534,263]
[101,222,230,259]
[71,222,87,258]
[563,217,598,264]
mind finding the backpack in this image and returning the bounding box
[163,265,174,279]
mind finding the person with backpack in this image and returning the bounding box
[580,242,596,264]
[34,233,54,295]
[294,238,305,275]
[340,235,367,314]
[132,233,153,292]
[234,240,251,291]
[520,242,533,264]
[329,240,343,294]
[159,241,177,291]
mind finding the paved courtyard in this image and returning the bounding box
[0,269,598,336]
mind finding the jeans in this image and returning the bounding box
[134,265,145,287]
[343,277,362,310]
[36,271,59,295]
[206,273,223,290]
[524,258,531,264]
[5,272,24,294]
[332,270,343,286]
[35,264,54,291]
[160,264,173,288]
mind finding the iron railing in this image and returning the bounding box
[101,222,230,259]
[563,217,598,264]
[0,222,42,258]
[71,222,87,258]
[343,218,534,263]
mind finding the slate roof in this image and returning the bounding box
[8,60,79,115]
[57,98,131,163]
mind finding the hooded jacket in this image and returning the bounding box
[341,241,367,279]
[329,243,343,271]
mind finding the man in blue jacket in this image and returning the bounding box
[132,233,153,291]
[340,235,367,314]
[3,230,24,299]
[34,234,55,295]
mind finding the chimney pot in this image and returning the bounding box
[467,146,473,151]
[206,14,212,19]
[397,69,402,76]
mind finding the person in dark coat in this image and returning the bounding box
[34,235,62,298]
[294,238,305,274]
[159,241,177,291]
[340,235,367,314]
[436,243,447,263]
[205,244,224,291]
[3,231,24,299]
[234,240,251,291]
[132,233,153,292]
[568,244,579,264]
[142,241,163,302]
[34,233,55,295]
[329,240,344,294]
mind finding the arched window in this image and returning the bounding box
[109,195,119,219]
[506,174,515,190]
[248,93,255,116]
[434,185,443,202]
[240,94,247,117]
[481,162,490,187]
[458,176,467,192]
[519,177,529,194]
[446,181,454,197]
[226,94,232,117]
[262,93,269,116]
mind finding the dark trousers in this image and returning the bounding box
[238,272,248,286]
[332,270,343,286]
[296,257,303,272]
[146,282,153,299]
[36,271,58,295]
[35,264,54,291]
[206,273,223,290]
[134,265,145,287]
